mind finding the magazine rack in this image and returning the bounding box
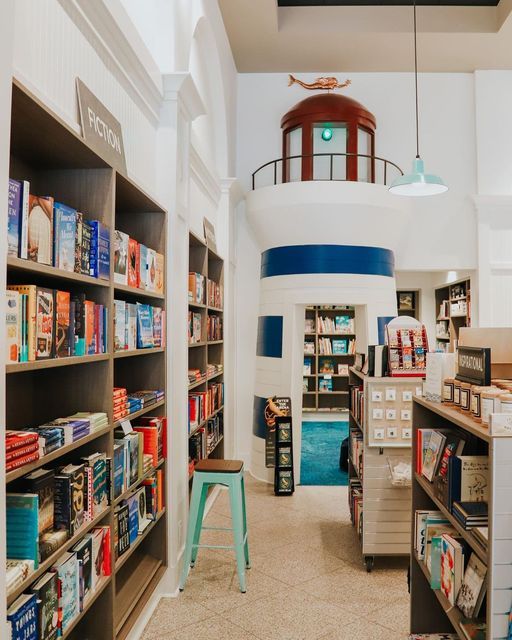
[386,316,429,378]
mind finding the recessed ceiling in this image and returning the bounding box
[219,0,512,72]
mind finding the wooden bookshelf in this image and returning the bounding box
[4,80,168,639]
[434,278,471,353]
[188,233,225,474]
[410,397,511,639]
[303,305,356,413]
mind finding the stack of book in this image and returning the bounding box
[207,278,223,308]
[129,389,163,409]
[6,286,108,363]
[317,314,354,334]
[143,453,153,476]
[33,426,64,457]
[207,314,222,341]
[189,368,206,384]
[6,431,39,473]
[44,418,90,445]
[452,501,488,530]
[133,416,166,466]
[188,272,205,304]
[113,388,129,423]
[114,300,164,351]
[114,229,164,293]
[7,179,111,279]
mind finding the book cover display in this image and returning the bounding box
[386,317,429,377]
[53,202,77,272]
[28,195,54,265]
[114,229,129,284]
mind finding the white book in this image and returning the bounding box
[456,552,487,618]
[20,180,30,259]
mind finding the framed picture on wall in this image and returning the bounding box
[398,292,414,310]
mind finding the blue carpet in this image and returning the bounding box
[300,421,349,486]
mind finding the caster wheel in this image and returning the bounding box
[365,556,374,573]
[179,588,184,592]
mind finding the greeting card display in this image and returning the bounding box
[386,317,429,378]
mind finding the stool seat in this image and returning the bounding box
[195,459,243,473]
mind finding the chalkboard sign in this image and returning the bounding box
[456,346,491,386]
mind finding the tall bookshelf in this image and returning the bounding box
[411,397,511,639]
[303,305,355,413]
[5,80,168,639]
[188,232,225,479]
[435,278,471,353]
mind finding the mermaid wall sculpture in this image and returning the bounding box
[288,74,351,91]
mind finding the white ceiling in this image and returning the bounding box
[219,0,512,72]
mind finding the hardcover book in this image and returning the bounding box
[422,431,448,482]
[55,464,85,535]
[7,593,38,640]
[155,252,164,294]
[126,302,137,351]
[89,220,110,280]
[153,307,163,347]
[80,220,91,276]
[278,469,293,493]
[114,503,130,558]
[6,493,39,568]
[55,290,71,358]
[114,229,129,284]
[20,468,55,534]
[136,486,151,533]
[113,443,125,499]
[36,287,54,360]
[114,300,126,351]
[81,452,108,517]
[74,211,83,273]
[448,456,489,505]
[90,528,104,589]
[440,534,465,605]
[72,535,93,609]
[53,202,76,272]
[28,194,54,265]
[139,244,148,289]
[8,178,22,257]
[128,237,139,287]
[6,290,20,364]
[136,303,154,348]
[146,248,157,292]
[125,493,139,544]
[456,552,487,618]
[52,551,79,632]
[30,571,59,640]
[72,293,86,356]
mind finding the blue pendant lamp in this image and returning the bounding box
[389,1,448,196]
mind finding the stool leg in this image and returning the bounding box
[179,476,204,591]
[191,482,209,567]
[241,474,250,569]
[229,475,247,593]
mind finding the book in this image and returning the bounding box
[89,220,110,280]
[448,456,488,506]
[456,552,487,618]
[72,535,93,609]
[20,468,55,534]
[430,535,443,589]
[139,244,148,289]
[113,443,125,500]
[28,194,54,265]
[40,529,68,561]
[125,493,139,544]
[136,302,154,348]
[80,220,91,276]
[146,248,157,292]
[36,287,54,360]
[8,178,22,257]
[153,307,162,347]
[424,517,454,571]
[319,377,333,392]
[114,504,130,558]
[6,290,21,364]
[30,570,59,640]
[422,430,448,482]
[84,299,95,355]
[155,252,164,294]
[54,464,85,535]
[137,486,151,532]
[52,551,79,632]
[114,299,126,351]
[81,452,108,517]
[114,229,129,284]
[72,293,86,356]
[54,290,71,358]
[90,528,104,589]
[126,302,137,351]
[440,534,465,605]
[128,237,139,287]
[6,493,39,568]
[7,592,38,640]
[8,285,36,361]
[74,211,83,273]
[53,202,76,272]
[332,339,348,355]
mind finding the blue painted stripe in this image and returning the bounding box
[257,316,283,358]
[260,245,394,279]
[378,316,396,345]
[253,396,268,439]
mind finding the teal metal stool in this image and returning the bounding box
[179,459,250,593]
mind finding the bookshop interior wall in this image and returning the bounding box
[3,1,512,639]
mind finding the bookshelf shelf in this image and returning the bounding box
[6,353,110,373]
[208,340,224,345]
[4,81,169,639]
[208,306,224,313]
[188,341,207,348]
[112,399,166,428]
[7,256,110,287]
[6,424,113,483]
[114,282,165,301]
[61,575,112,640]
[188,377,207,390]
[7,506,110,607]
[113,347,165,359]
[114,459,165,507]
[188,301,206,309]
[207,371,224,382]
[114,508,166,572]
[410,397,511,639]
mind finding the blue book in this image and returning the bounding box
[53,202,77,272]
[89,220,110,280]
[430,535,443,589]
[136,303,154,348]
[6,494,39,568]
[7,593,38,640]
[125,494,139,544]
[113,444,125,499]
[52,552,79,633]
[8,179,22,257]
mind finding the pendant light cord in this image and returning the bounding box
[414,0,420,159]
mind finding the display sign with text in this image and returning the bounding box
[456,346,491,386]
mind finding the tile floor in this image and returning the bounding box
[142,475,410,640]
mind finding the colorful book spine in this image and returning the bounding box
[8,178,22,257]
[53,202,77,272]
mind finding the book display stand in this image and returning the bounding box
[4,80,168,640]
[411,397,512,639]
[386,316,429,378]
[274,417,295,496]
[349,367,418,572]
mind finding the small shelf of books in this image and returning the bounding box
[349,366,421,572]
[188,232,225,479]
[435,279,471,354]
[4,80,168,640]
[411,396,511,640]
[303,306,356,413]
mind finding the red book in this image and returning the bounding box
[6,442,39,463]
[85,300,94,355]
[94,304,100,354]
[133,426,159,466]
[102,527,111,576]
[156,469,164,511]
[6,431,39,452]
[128,238,139,288]
[6,450,39,472]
